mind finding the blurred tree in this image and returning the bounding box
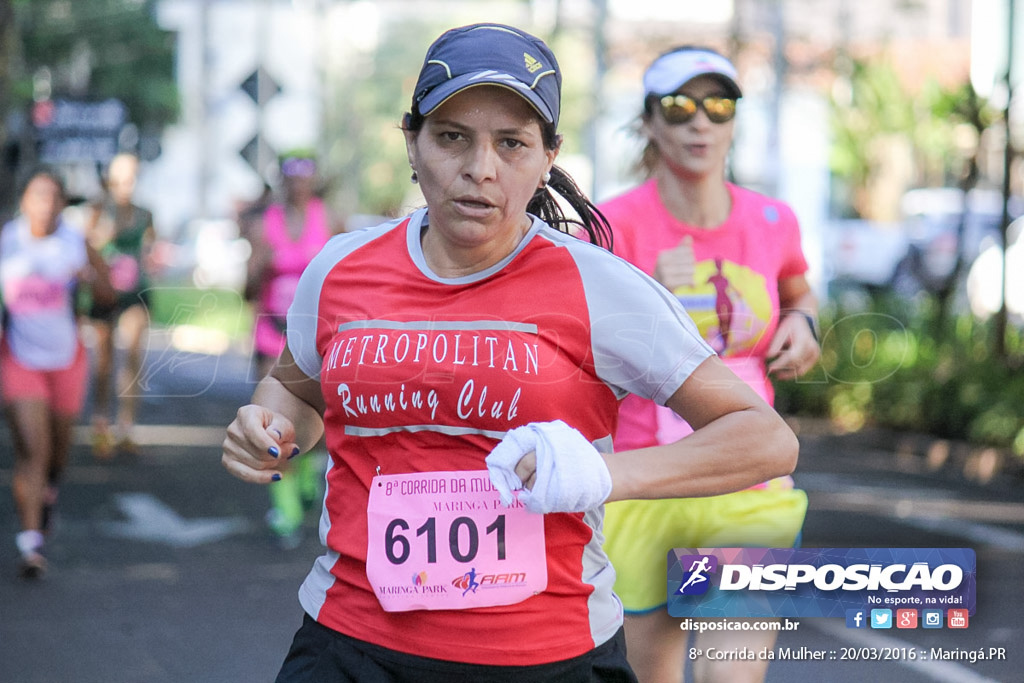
[324,20,428,218]
[830,59,992,221]
[0,0,178,213]
[13,0,178,127]
[830,57,1001,348]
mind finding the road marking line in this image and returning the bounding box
[898,516,1024,553]
[801,475,1024,551]
[71,424,227,447]
[101,492,250,547]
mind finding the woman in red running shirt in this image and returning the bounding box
[222,25,798,683]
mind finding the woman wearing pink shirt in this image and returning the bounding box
[599,47,821,683]
[245,151,337,548]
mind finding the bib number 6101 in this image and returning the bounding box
[384,514,506,565]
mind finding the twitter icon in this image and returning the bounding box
[871,609,892,629]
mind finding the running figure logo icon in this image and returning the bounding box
[675,554,718,595]
[452,568,481,596]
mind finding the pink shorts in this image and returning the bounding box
[0,341,88,417]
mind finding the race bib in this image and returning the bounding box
[366,470,547,612]
[108,254,140,292]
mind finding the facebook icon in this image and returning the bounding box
[846,609,867,629]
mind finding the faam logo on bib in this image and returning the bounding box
[366,470,547,612]
[667,548,976,618]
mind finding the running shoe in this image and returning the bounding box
[265,509,303,551]
[91,423,116,460]
[116,436,141,457]
[17,549,47,580]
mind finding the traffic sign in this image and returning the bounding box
[32,98,126,163]
[240,66,281,106]
[239,134,277,178]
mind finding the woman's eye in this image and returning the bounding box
[501,138,525,150]
[440,131,463,142]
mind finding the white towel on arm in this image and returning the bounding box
[485,420,612,514]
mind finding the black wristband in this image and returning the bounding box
[789,311,819,343]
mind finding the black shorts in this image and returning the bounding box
[275,613,637,683]
[87,289,151,322]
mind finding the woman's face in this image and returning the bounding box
[405,86,557,263]
[21,175,64,237]
[644,75,735,181]
[283,173,316,205]
[107,155,138,206]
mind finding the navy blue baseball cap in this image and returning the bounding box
[412,23,562,127]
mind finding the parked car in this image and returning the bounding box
[891,188,1021,296]
[824,218,908,290]
[825,188,1023,301]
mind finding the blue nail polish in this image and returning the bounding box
[271,473,282,482]
[268,446,280,458]
[289,446,300,459]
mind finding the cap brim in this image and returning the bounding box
[649,72,742,99]
[417,73,555,123]
[692,74,743,99]
[644,50,743,99]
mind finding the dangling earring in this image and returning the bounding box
[410,170,418,184]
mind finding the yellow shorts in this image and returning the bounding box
[602,487,808,612]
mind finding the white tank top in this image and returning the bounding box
[1,217,86,369]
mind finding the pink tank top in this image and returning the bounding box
[259,198,331,318]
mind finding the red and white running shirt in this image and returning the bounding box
[286,209,714,665]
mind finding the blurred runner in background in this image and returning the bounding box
[1,167,113,579]
[244,150,336,548]
[599,46,821,683]
[84,153,157,459]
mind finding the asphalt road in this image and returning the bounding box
[1,337,1021,683]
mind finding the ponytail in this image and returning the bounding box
[527,164,612,250]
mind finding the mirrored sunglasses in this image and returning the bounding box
[658,94,737,125]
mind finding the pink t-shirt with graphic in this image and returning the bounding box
[285,209,714,665]
[599,179,808,449]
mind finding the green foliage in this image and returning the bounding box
[149,286,252,341]
[830,60,912,187]
[12,0,178,129]
[775,296,1024,457]
[829,57,994,209]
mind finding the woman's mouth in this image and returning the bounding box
[454,196,495,214]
